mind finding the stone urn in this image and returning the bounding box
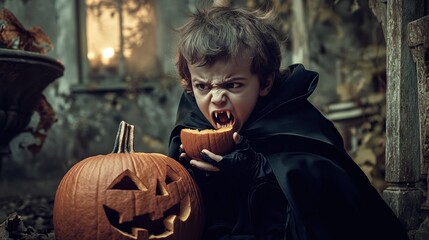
[0,48,64,158]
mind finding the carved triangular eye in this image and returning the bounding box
[165,165,181,185]
[108,169,148,191]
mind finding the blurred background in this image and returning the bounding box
[0,0,427,239]
[0,0,389,193]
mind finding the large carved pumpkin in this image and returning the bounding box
[53,121,203,240]
[180,125,235,160]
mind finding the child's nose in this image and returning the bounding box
[210,89,227,105]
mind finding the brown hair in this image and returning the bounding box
[175,6,283,92]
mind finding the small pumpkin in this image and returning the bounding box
[180,125,235,160]
[53,121,203,240]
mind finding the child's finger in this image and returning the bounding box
[190,159,220,172]
[233,132,241,144]
[201,151,220,166]
[179,152,188,159]
[201,149,222,162]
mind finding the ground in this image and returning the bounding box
[0,194,54,240]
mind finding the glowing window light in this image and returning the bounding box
[84,0,157,78]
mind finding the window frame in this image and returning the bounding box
[72,0,157,93]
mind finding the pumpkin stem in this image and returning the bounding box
[112,121,135,153]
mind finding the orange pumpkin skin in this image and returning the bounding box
[53,122,203,240]
[180,125,235,160]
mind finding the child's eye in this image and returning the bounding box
[225,82,242,89]
[195,83,210,91]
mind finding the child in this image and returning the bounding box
[168,5,409,240]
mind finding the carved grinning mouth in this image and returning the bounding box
[103,168,191,239]
[103,195,191,238]
[212,110,234,129]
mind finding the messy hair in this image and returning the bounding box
[175,6,283,92]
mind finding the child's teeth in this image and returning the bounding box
[226,111,230,119]
[215,112,218,118]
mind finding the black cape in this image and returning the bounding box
[168,64,409,240]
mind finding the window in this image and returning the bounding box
[75,0,158,91]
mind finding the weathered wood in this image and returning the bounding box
[384,0,424,231]
[409,15,429,240]
[409,15,429,180]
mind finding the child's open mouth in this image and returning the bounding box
[212,110,235,129]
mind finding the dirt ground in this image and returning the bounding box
[0,180,58,240]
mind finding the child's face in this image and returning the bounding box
[188,54,272,132]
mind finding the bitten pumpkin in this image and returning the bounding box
[53,121,203,240]
[180,125,235,160]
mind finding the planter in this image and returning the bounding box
[0,48,64,154]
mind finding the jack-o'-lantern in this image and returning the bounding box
[53,121,203,240]
[180,125,235,160]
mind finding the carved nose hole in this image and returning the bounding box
[156,179,168,196]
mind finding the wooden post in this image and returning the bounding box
[409,15,429,240]
[409,15,429,197]
[384,0,424,232]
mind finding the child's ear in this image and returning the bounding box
[259,74,274,96]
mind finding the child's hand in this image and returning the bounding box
[178,144,209,181]
[190,132,250,171]
[194,132,270,184]
[178,144,195,169]
[187,147,222,173]
[178,143,222,172]
[188,132,241,172]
